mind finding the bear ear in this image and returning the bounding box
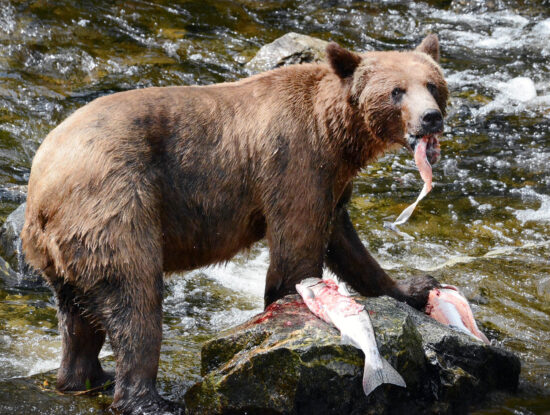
[415,34,440,62]
[326,42,362,79]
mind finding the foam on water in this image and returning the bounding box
[438,9,550,118]
[191,248,268,301]
[512,188,550,223]
[0,2,16,35]
[177,246,338,309]
[474,77,550,117]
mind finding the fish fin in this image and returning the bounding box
[362,358,406,396]
[449,324,477,338]
[477,330,490,345]
[340,333,360,348]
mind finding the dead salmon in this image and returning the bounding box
[425,284,490,344]
[386,135,440,235]
[296,278,406,396]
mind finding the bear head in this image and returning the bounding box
[326,34,448,165]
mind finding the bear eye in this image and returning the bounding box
[427,82,438,98]
[391,87,405,102]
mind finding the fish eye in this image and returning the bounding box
[427,82,438,97]
[391,87,405,102]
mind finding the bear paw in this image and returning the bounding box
[397,274,441,310]
[110,396,186,415]
[57,367,114,393]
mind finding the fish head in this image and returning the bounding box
[297,277,323,289]
[296,277,324,300]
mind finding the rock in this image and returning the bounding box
[0,184,27,204]
[0,203,26,266]
[246,33,329,74]
[500,77,537,102]
[185,295,520,415]
[0,255,19,287]
[0,202,45,289]
[0,361,115,415]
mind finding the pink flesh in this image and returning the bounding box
[428,136,441,165]
[297,279,363,324]
[414,137,433,192]
[426,286,490,344]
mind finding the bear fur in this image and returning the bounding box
[21,35,448,414]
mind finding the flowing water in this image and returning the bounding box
[0,0,549,413]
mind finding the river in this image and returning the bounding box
[0,0,549,413]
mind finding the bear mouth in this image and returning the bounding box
[406,133,441,165]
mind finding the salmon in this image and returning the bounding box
[425,284,490,344]
[387,135,440,234]
[296,278,406,396]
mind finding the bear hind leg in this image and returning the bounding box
[54,282,112,392]
[96,274,185,415]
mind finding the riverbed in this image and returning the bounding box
[0,0,549,413]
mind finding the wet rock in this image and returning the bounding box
[500,77,537,102]
[0,184,27,204]
[0,202,45,289]
[185,295,520,415]
[246,33,329,74]
[0,363,114,415]
[0,255,18,287]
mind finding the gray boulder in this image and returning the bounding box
[246,33,329,74]
[185,294,520,415]
[0,184,27,205]
[0,202,45,288]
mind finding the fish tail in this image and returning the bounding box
[362,358,406,396]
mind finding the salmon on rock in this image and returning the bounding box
[296,278,406,396]
[425,284,490,344]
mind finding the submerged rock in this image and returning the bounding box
[246,33,329,74]
[0,363,114,415]
[185,295,520,415]
[0,202,45,289]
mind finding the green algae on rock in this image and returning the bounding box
[185,295,520,415]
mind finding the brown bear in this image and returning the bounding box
[21,34,448,414]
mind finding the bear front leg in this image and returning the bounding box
[265,245,325,307]
[325,206,439,310]
[54,282,112,392]
[263,198,331,308]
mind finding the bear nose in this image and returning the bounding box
[421,109,443,134]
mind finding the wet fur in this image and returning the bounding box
[21,36,447,413]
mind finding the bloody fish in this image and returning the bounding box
[425,284,490,344]
[386,135,440,235]
[296,278,406,396]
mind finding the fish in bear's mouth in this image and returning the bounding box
[407,133,441,166]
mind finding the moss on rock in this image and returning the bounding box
[185,294,520,415]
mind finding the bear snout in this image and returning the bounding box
[420,109,443,135]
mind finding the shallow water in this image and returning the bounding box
[0,0,549,413]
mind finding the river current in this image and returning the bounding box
[0,1,548,413]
